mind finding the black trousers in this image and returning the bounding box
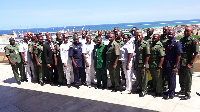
[73,67,86,86]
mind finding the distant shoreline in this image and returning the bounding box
[0,19,200,35]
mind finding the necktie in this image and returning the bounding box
[50,43,54,50]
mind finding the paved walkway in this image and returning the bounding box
[0,63,200,112]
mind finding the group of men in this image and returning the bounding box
[4,25,199,100]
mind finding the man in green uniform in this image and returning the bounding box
[93,36,107,89]
[135,32,150,97]
[94,30,103,43]
[5,38,24,84]
[179,26,199,100]
[34,36,45,86]
[160,26,169,91]
[149,34,165,97]
[144,28,154,44]
[115,31,125,83]
[144,28,154,90]
[28,36,38,82]
[54,36,64,87]
[106,33,120,92]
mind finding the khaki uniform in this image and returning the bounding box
[149,41,165,94]
[5,44,25,82]
[135,40,151,94]
[179,35,199,97]
[106,40,120,89]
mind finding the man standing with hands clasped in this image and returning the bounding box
[179,26,199,100]
[164,29,182,100]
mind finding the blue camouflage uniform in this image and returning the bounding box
[164,38,183,97]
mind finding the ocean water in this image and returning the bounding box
[0,19,200,35]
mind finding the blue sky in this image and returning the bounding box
[0,0,200,30]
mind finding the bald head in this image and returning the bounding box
[147,28,154,36]
[163,26,169,35]
[152,34,160,42]
[9,38,15,45]
[96,36,102,45]
[31,36,38,42]
[27,32,33,40]
[168,29,175,40]
[136,32,143,41]
[98,30,102,36]
[45,32,50,37]
[184,26,193,38]
[82,30,87,38]
[109,33,115,42]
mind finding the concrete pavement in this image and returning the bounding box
[0,63,200,112]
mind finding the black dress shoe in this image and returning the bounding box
[67,84,71,88]
[50,82,55,86]
[102,86,106,90]
[81,82,87,86]
[75,85,80,89]
[108,85,115,90]
[163,87,168,92]
[111,89,119,92]
[164,95,174,100]
[40,81,44,86]
[180,96,191,100]
[154,93,162,97]
[17,81,21,85]
[178,90,185,95]
[139,92,145,97]
[196,92,200,96]
[95,86,100,89]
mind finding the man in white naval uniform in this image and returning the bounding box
[119,34,134,94]
[60,34,74,88]
[82,35,96,87]
[79,30,87,44]
[19,35,32,83]
[102,31,110,46]
[129,27,137,85]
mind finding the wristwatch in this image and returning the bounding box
[143,65,146,68]
[190,62,193,65]
[173,65,177,68]
[158,66,162,69]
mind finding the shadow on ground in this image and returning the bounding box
[0,85,155,112]
[3,77,17,84]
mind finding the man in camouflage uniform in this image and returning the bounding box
[54,36,64,87]
[106,33,120,92]
[144,28,154,44]
[160,26,169,91]
[5,38,24,84]
[34,36,45,86]
[135,32,150,97]
[115,31,125,83]
[149,34,165,97]
[28,36,38,81]
[179,26,199,100]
